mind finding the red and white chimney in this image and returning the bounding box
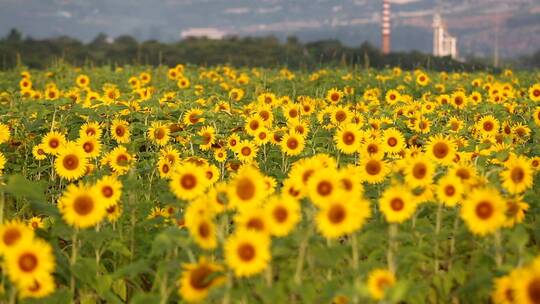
[381,0,391,55]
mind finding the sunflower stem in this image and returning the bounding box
[70,230,79,299]
[434,202,443,274]
[265,263,273,288]
[294,228,311,285]
[494,229,503,268]
[448,207,460,271]
[8,286,16,304]
[351,233,359,272]
[221,271,233,304]
[387,224,397,274]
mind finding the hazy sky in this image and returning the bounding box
[1,0,538,57]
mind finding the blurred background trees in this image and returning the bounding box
[1,28,537,71]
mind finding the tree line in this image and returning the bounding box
[1,28,536,71]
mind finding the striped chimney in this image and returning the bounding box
[381,0,391,55]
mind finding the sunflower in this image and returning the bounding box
[436,175,464,207]
[460,188,506,236]
[203,164,220,185]
[359,138,385,160]
[326,88,343,103]
[148,122,171,146]
[339,165,363,198]
[4,238,55,289]
[280,131,305,156]
[41,131,66,155]
[0,152,6,173]
[225,229,271,277]
[110,119,131,144]
[528,83,540,102]
[0,123,10,144]
[450,91,467,109]
[58,183,106,229]
[425,135,457,166]
[416,73,429,86]
[476,115,500,137]
[197,125,216,151]
[170,163,209,201]
[235,140,258,163]
[94,175,122,207]
[75,74,89,88]
[264,195,301,237]
[283,104,301,120]
[177,77,190,89]
[229,88,245,101]
[254,128,271,146]
[315,194,370,239]
[235,208,270,235]
[514,263,540,304]
[0,220,34,255]
[186,214,218,250]
[379,184,417,223]
[307,167,343,207]
[382,128,405,155]
[367,269,396,300]
[27,217,44,231]
[503,196,529,228]
[500,155,533,194]
[108,146,135,175]
[227,166,267,211]
[334,124,361,154]
[77,135,102,159]
[18,272,55,299]
[227,133,241,152]
[184,108,205,126]
[54,144,89,181]
[385,89,401,105]
[359,157,390,184]
[491,274,515,304]
[330,106,351,125]
[160,146,181,167]
[178,257,225,303]
[245,116,263,136]
[105,202,122,222]
[405,155,435,188]
[32,144,47,161]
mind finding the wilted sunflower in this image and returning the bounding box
[379,184,417,223]
[58,183,106,229]
[367,269,396,300]
[460,188,506,236]
[178,257,225,303]
[225,229,271,277]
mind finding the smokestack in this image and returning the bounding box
[381,0,391,55]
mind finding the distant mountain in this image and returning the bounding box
[0,0,538,58]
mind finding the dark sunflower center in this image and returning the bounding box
[273,206,288,223]
[3,228,21,246]
[180,174,197,190]
[236,178,255,200]
[328,204,346,224]
[390,198,404,211]
[475,201,493,220]
[237,243,256,262]
[74,195,94,216]
[19,252,38,272]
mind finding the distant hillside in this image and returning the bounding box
[0,0,538,58]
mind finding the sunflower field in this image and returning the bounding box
[0,64,539,303]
